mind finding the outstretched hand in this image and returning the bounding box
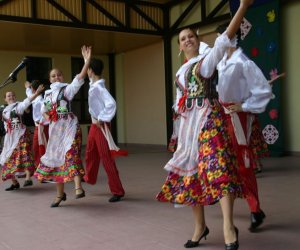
[82,45,92,63]
[24,81,32,89]
[36,84,45,95]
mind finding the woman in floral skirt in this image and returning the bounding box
[156,1,253,249]
[34,45,91,207]
[1,85,44,190]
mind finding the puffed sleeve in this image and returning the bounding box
[200,33,237,78]
[241,60,274,113]
[15,98,31,115]
[64,76,85,101]
[97,87,116,122]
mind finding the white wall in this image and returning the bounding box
[123,42,167,145]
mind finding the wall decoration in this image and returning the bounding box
[269,109,278,120]
[267,9,276,22]
[230,0,283,156]
[262,124,279,145]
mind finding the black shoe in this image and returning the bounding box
[5,182,20,191]
[109,195,123,202]
[254,168,262,174]
[23,179,33,187]
[51,193,67,207]
[249,210,266,231]
[75,188,85,199]
[225,227,239,250]
[184,226,209,248]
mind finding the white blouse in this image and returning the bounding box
[88,79,116,123]
[174,33,236,112]
[2,99,31,120]
[42,76,84,114]
[217,48,273,113]
[40,76,84,168]
[0,99,31,165]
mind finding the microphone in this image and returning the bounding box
[8,57,29,82]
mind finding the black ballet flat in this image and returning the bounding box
[5,182,20,191]
[249,210,266,231]
[225,227,239,250]
[184,226,209,248]
[51,193,67,207]
[75,188,85,199]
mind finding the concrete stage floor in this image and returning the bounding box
[0,145,299,250]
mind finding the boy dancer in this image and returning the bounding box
[84,58,125,202]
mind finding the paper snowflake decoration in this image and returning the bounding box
[262,124,279,145]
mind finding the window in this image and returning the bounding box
[25,56,52,127]
[26,56,52,85]
[71,57,90,124]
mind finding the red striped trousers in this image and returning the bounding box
[84,124,125,196]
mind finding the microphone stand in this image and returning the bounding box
[0,76,17,89]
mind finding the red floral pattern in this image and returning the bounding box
[250,115,269,159]
[34,125,85,183]
[48,103,58,122]
[157,104,243,206]
[1,129,35,181]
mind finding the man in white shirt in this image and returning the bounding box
[216,23,273,231]
[84,58,125,202]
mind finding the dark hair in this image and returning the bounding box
[31,80,48,95]
[216,22,241,45]
[89,58,104,76]
[31,80,42,91]
[48,68,63,78]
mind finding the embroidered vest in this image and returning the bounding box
[176,59,218,110]
[2,103,26,131]
[44,86,72,114]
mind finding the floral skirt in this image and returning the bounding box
[250,115,269,159]
[1,129,35,181]
[156,104,243,206]
[34,126,84,183]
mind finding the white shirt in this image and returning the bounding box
[217,47,273,113]
[26,87,49,125]
[88,79,116,123]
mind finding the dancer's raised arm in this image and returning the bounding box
[77,45,92,80]
[226,0,254,39]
